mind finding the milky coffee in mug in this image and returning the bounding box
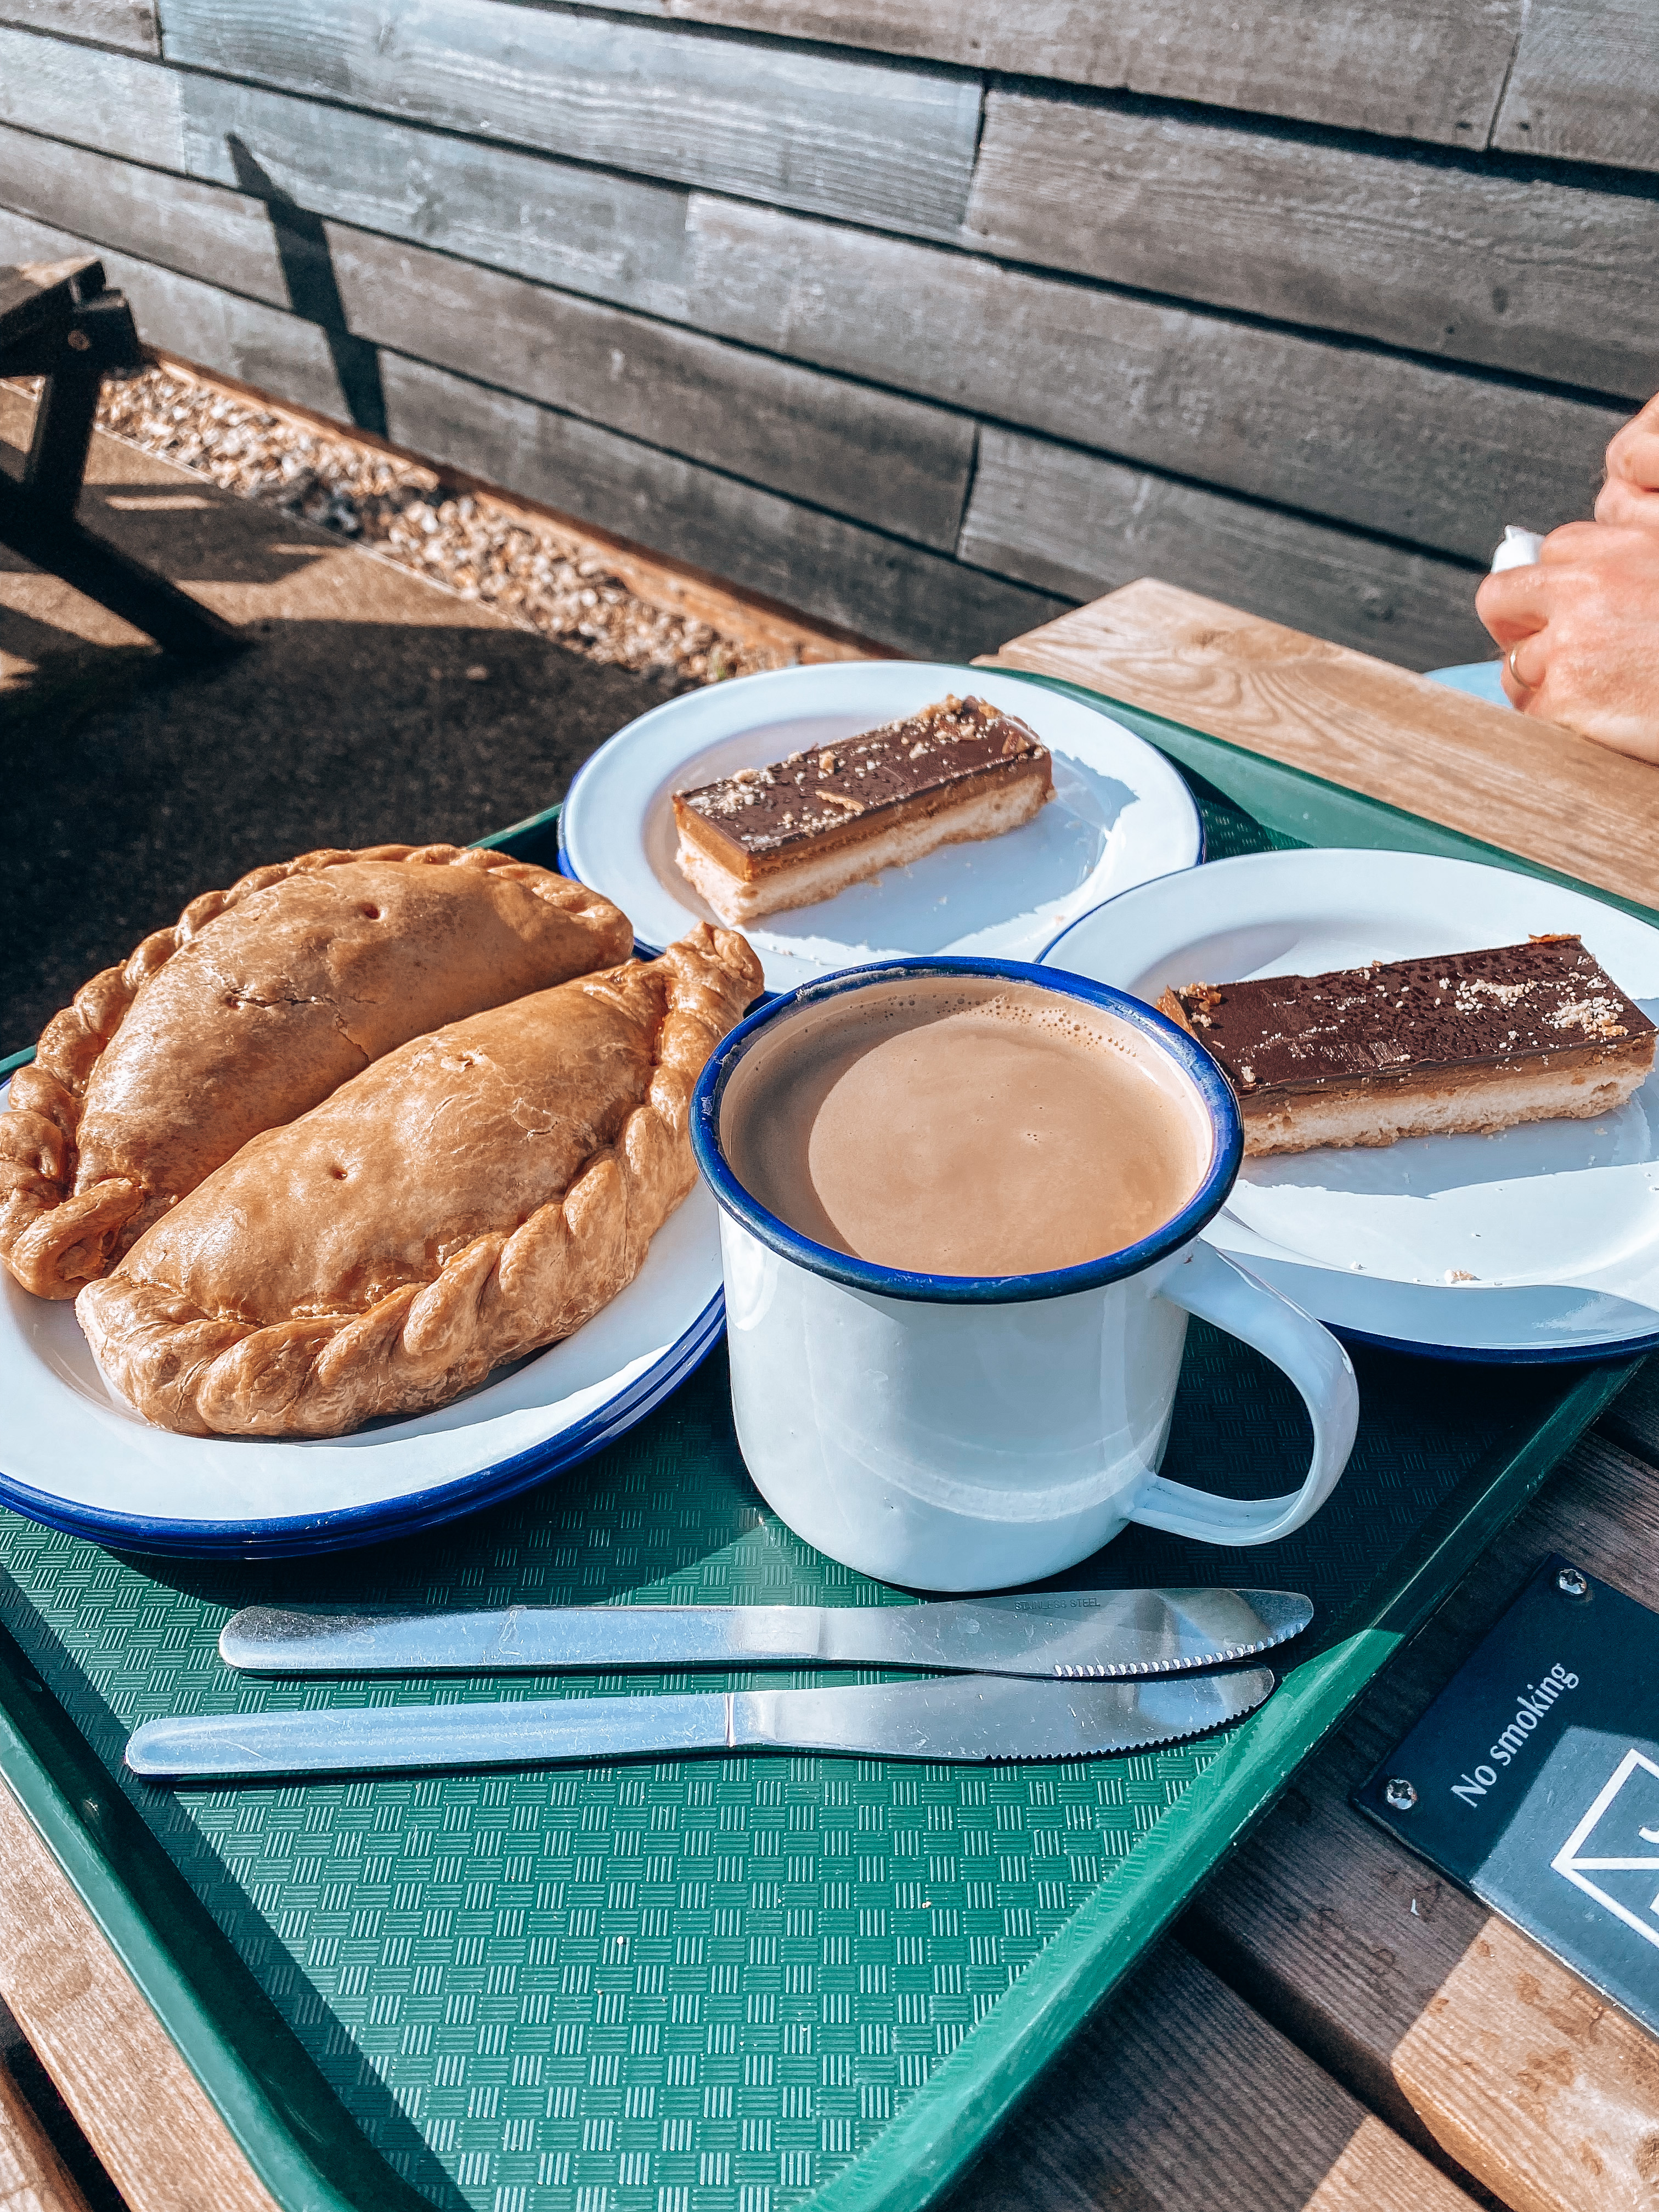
[719,974,1212,1277]
[694,958,1358,1590]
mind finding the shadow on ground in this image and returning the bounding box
[2,504,679,1049]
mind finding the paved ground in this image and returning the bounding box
[2,388,680,1048]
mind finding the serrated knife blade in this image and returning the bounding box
[126,1668,1275,1781]
[217,1588,1311,1681]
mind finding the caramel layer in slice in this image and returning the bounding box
[672,695,1053,924]
[1158,935,1656,1156]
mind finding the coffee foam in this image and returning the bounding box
[719,975,1213,1278]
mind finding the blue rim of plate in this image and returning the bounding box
[0,1289,726,1559]
[692,956,1240,1306]
[1034,860,1198,970]
[1039,873,1657,1368]
[1327,1317,1658,1366]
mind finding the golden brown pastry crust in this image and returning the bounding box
[76,924,761,1438]
[1,844,631,1301]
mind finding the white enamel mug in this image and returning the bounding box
[691,959,1359,1592]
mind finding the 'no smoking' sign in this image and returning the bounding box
[1357,1558,1659,2040]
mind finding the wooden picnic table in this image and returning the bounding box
[4,580,1658,2212]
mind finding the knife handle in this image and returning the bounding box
[218,1605,826,1675]
[126,1693,732,1780]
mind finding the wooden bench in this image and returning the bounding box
[0,258,239,658]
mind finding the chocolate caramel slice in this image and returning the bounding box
[672,695,1053,924]
[1158,936,1656,1156]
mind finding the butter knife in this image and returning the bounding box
[218,1588,1311,1681]
[126,1667,1275,1780]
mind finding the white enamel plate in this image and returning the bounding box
[1041,850,1659,1361]
[0,1159,725,1556]
[558,663,1202,994]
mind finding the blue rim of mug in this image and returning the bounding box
[690,956,1243,1305]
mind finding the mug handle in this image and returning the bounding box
[1131,1242,1359,1547]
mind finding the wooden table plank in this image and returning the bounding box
[0,2052,94,2212]
[1184,1424,1659,2212]
[1595,1354,1659,1463]
[954,1940,1481,2211]
[986,578,1659,910]
[0,1779,277,2212]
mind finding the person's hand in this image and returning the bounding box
[1475,519,1659,763]
[1596,391,1659,533]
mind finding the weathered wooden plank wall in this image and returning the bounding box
[2,0,1655,663]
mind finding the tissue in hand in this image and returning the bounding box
[1491,524,1545,572]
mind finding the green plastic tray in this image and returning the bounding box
[0,691,1645,2212]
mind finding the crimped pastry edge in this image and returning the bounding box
[75,925,761,1438]
[0,844,626,1301]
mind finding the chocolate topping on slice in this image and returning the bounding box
[1163,936,1655,1096]
[674,696,1049,861]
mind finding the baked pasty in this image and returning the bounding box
[76,924,762,1437]
[1,845,631,1300]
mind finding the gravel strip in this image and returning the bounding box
[89,364,791,690]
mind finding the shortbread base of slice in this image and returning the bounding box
[678,778,1049,927]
